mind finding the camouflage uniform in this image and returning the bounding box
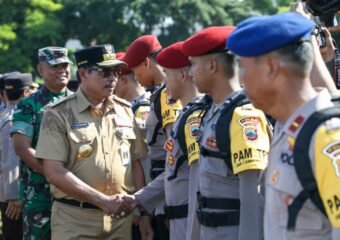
[11,86,72,239]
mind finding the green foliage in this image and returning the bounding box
[0,0,338,74]
[0,0,64,73]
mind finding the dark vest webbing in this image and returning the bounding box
[288,98,340,230]
[131,99,150,114]
[148,85,165,146]
[167,95,212,181]
[200,91,250,171]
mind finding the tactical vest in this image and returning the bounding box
[148,84,165,146]
[131,95,151,114]
[167,95,212,180]
[200,91,250,171]
[287,94,340,230]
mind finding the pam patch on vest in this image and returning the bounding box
[323,141,340,178]
[165,138,174,153]
[168,155,175,166]
[238,116,259,141]
[205,136,217,149]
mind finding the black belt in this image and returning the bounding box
[53,198,99,209]
[200,146,228,159]
[150,159,165,179]
[197,209,240,227]
[164,204,188,219]
[197,192,240,210]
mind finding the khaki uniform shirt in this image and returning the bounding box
[264,89,340,240]
[198,91,270,240]
[36,89,147,198]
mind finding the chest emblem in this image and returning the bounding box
[271,169,280,184]
[77,144,93,159]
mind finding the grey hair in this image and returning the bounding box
[270,41,314,76]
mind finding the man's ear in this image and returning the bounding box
[144,58,151,68]
[208,58,219,74]
[77,68,87,81]
[36,63,43,77]
[120,75,128,85]
[180,69,189,82]
[265,56,280,82]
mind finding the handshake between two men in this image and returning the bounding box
[99,193,154,239]
[101,194,140,219]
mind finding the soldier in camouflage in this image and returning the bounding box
[11,47,72,239]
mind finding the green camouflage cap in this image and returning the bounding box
[38,46,73,66]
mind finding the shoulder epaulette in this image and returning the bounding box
[112,95,131,107]
[48,93,76,108]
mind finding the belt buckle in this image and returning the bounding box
[80,201,84,208]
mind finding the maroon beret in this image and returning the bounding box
[122,35,162,69]
[116,52,132,75]
[156,41,190,69]
[182,26,236,56]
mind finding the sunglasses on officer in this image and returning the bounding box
[86,66,121,78]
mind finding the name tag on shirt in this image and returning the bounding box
[120,142,131,166]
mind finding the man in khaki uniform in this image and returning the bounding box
[35,45,148,240]
[228,12,340,240]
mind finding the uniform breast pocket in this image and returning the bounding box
[115,127,136,142]
[69,126,97,160]
[269,166,325,231]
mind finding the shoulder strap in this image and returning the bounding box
[168,96,212,180]
[132,99,150,114]
[287,106,340,230]
[200,92,250,171]
[148,85,165,146]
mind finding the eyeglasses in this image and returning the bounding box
[87,67,121,78]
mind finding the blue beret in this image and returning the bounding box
[227,12,315,57]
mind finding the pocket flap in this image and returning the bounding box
[69,126,96,143]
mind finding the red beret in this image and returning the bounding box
[156,41,190,69]
[182,26,236,56]
[116,52,132,75]
[122,35,162,69]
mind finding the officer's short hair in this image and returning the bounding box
[270,41,313,76]
[213,52,237,79]
[6,89,25,101]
